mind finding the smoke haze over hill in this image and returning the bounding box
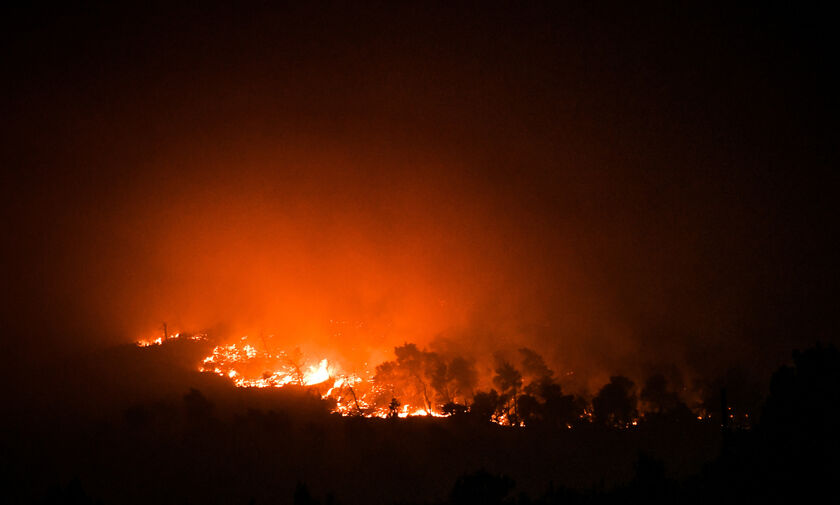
[2,2,837,393]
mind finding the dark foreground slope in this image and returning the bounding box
[2,343,837,504]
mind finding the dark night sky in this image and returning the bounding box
[2,2,838,389]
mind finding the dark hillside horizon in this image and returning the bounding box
[2,2,838,504]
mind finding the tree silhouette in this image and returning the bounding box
[593,376,637,427]
[536,379,586,428]
[470,390,500,423]
[762,343,840,434]
[699,366,763,428]
[758,343,840,490]
[518,347,553,384]
[394,343,435,412]
[493,360,523,424]
[640,373,694,423]
[374,343,472,413]
[703,344,840,502]
[284,347,307,386]
[447,356,478,404]
[442,401,468,417]
[516,393,541,426]
[387,397,401,418]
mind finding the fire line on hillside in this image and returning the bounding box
[136,331,732,428]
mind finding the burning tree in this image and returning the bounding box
[493,360,523,425]
[372,343,479,415]
[139,332,597,426]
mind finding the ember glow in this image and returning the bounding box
[199,339,337,389]
[187,335,435,419]
[136,332,207,347]
[133,331,668,426]
[133,332,519,422]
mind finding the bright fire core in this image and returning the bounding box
[137,332,443,419]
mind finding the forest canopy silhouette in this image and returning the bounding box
[2,2,838,504]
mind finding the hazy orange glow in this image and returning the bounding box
[80,143,630,393]
[5,3,836,431]
[14,128,809,393]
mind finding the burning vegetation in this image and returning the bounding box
[135,330,732,428]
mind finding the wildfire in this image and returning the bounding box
[191,336,412,418]
[200,340,336,388]
[132,330,678,428]
[132,332,556,423]
[136,333,179,347]
[137,332,208,347]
